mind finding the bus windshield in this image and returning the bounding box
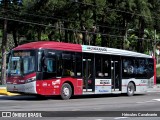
[9,57,21,75]
[23,56,35,74]
[8,50,36,76]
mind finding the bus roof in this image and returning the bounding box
[13,41,82,52]
[13,41,152,58]
[82,45,152,58]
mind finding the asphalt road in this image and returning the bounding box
[0,92,160,120]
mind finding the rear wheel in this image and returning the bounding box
[60,83,72,100]
[127,82,135,96]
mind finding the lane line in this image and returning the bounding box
[136,100,157,103]
[153,99,160,101]
[147,91,160,92]
[71,109,81,111]
[114,117,128,119]
[93,108,102,110]
[136,99,160,104]
[0,95,5,97]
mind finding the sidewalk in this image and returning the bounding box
[0,85,19,96]
[147,84,160,92]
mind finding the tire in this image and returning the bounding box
[127,82,135,96]
[60,83,72,100]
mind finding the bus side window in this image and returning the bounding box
[75,53,82,77]
[95,54,110,78]
[43,58,56,73]
[47,59,54,72]
[62,52,75,77]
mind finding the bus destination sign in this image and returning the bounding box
[13,52,31,57]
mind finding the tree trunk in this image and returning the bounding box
[12,30,18,47]
[58,22,62,42]
[82,31,86,45]
[100,16,105,47]
[92,0,96,46]
[1,0,8,85]
[48,31,55,41]
[122,18,128,49]
[137,17,145,53]
[37,28,41,41]
[64,22,68,43]
[69,31,73,43]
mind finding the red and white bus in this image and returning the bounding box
[6,41,156,100]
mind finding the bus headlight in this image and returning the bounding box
[19,80,25,83]
[26,77,36,83]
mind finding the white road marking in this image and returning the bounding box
[136,100,157,103]
[114,117,128,119]
[95,119,103,120]
[71,109,81,111]
[93,108,102,110]
[147,91,160,92]
[137,99,160,104]
[153,99,160,101]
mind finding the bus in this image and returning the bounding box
[6,41,156,100]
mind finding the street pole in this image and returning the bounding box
[153,29,156,58]
[1,0,8,85]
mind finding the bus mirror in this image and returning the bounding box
[6,52,11,64]
[38,51,44,72]
[41,57,47,72]
[20,58,24,76]
[41,52,48,72]
[43,65,47,72]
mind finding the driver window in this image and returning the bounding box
[43,58,56,73]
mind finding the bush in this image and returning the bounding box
[157,77,160,84]
[157,67,160,84]
[157,67,160,76]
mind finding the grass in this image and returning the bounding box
[157,67,160,77]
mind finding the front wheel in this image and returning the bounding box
[60,83,72,100]
[127,82,135,96]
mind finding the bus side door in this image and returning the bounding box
[82,53,94,92]
[111,58,122,91]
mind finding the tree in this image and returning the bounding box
[0,0,8,85]
[134,0,152,53]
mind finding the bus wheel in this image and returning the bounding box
[61,83,72,100]
[127,82,135,96]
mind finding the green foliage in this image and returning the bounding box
[0,30,2,37]
[0,0,160,53]
[157,67,160,76]
[156,67,160,84]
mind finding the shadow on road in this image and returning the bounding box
[0,93,146,101]
[71,93,146,99]
[0,95,62,101]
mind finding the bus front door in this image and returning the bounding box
[83,58,94,92]
[111,61,121,92]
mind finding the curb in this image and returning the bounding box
[0,87,20,96]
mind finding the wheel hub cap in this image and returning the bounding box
[63,87,69,96]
